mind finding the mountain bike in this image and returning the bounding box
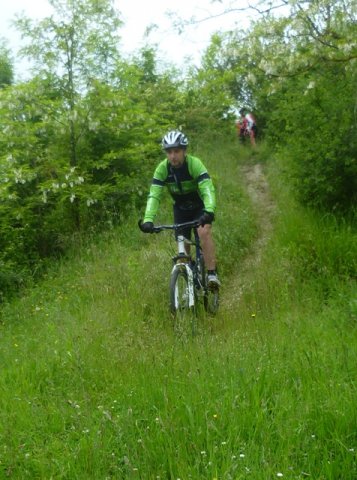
[239,125,257,146]
[139,220,219,329]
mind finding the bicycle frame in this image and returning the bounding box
[171,234,191,306]
[172,228,203,308]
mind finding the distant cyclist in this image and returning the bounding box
[235,117,243,139]
[239,108,257,147]
[139,130,220,288]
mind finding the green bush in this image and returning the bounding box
[274,67,357,213]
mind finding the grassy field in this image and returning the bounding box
[0,137,356,479]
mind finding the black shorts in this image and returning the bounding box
[173,204,203,240]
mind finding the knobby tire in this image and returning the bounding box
[195,257,219,316]
[170,267,196,336]
[200,260,219,315]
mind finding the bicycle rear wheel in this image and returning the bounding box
[202,270,220,315]
[205,282,220,315]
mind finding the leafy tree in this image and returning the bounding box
[15,0,123,169]
[0,0,125,294]
[0,6,185,296]
[0,40,14,87]
[200,0,357,211]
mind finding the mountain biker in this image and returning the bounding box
[236,115,248,143]
[139,130,220,288]
[239,108,257,146]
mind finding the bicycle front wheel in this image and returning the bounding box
[170,267,190,314]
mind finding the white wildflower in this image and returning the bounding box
[88,120,99,131]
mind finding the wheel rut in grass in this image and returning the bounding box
[221,162,276,312]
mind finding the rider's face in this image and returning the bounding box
[166,147,186,168]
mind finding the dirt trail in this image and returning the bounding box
[221,162,276,310]
[241,163,276,266]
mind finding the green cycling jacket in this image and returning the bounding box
[143,154,216,223]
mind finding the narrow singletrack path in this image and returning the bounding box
[221,162,276,312]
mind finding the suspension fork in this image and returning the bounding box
[172,234,195,307]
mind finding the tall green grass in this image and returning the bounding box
[0,138,356,479]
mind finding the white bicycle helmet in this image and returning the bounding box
[161,130,189,150]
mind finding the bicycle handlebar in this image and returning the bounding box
[138,219,200,234]
[153,220,201,233]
